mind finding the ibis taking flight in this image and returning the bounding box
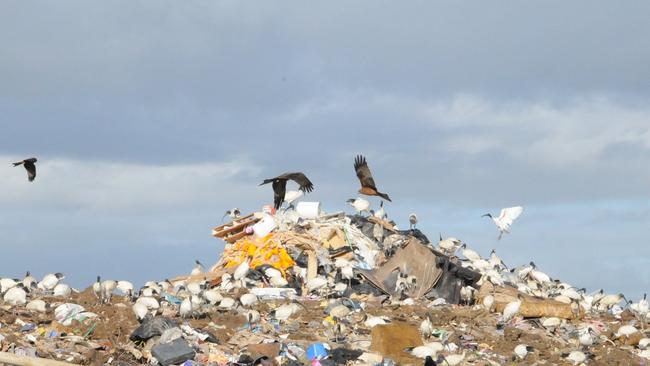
[482,206,524,240]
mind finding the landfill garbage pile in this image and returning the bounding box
[0,203,649,366]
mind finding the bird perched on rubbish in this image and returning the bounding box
[245,309,261,324]
[482,206,524,240]
[459,243,481,262]
[347,197,371,215]
[0,278,18,294]
[259,172,314,210]
[353,155,391,201]
[53,283,72,298]
[438,351,466,366]
[407,342,443,359]
[191,260,204,276]
[3,283,27,305]
[488,249,508,270]
[513,344,534,360]
[22,271,37,290]
[239,293,258,307]
[13,157,38,182]
[101,280,117,304]
[615,324,638,339]
[409,214,418,229]
[26,299,48,313]
[373,201,387,219]
[179,297,194,318]
[93,276,102,299]
[222,208,241,222]
[271,301,304,321]
[38,273,64,292]
[202,288,223,305]
[629,293,648,316]
[502,294,523,323]
[117,280,135,300]
[563,350,589,365]
[595,292,626,311]
[437,234,461,255]
[135,296,160,311]
[483,294,495,311]
[419,313,434,339]
[132,302,149,321]
[363,314,390,328]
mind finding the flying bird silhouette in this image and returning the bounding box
[13,157,38,182]
[354,155,391,201]
[260,172,314,210]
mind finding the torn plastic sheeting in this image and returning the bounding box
[425,255,482,304]
[341,224,379,269]
[357,238,444,299]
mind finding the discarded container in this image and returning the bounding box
[306,342,329,360]
[253,214,277,237]
[296,201,321,219]
[151,338,196,366]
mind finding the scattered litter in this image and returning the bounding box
[0,201,647,365]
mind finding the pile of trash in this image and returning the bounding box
[0,202,649,365]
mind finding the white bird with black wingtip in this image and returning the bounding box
[483,206,523,240]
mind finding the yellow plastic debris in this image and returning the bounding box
[222,233,295,276]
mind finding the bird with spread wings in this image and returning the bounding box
[354,155,391,202]
[260,172,314,210]
[13,157,38,182]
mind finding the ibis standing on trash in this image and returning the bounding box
[259,172,314,210]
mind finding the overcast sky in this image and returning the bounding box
[1,2,649,297]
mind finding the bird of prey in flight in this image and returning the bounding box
[13,157,38,182]
[354,155,391,201]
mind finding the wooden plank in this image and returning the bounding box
[0,352,79,366]
[211,214,258,238]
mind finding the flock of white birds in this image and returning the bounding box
[1,203,649,364]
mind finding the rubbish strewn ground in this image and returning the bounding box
[1,203,648,365]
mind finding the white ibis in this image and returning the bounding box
[459,243,481,261]
[101,280,117,303]
[22,271,37,289]
[26,299,48,313]
[347,198,371,215]
[132,302,149,321]
[53,283,72,298]
[3,284,27,305]
[514,344,534,360]
[502,294,523,322]
[39,273,64,292]
[482,206,523,240]
[419,313,434,339]
[117,281,135,299]
[565,350,587,365]
[191,260,204,276]
[438,234,461,255]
